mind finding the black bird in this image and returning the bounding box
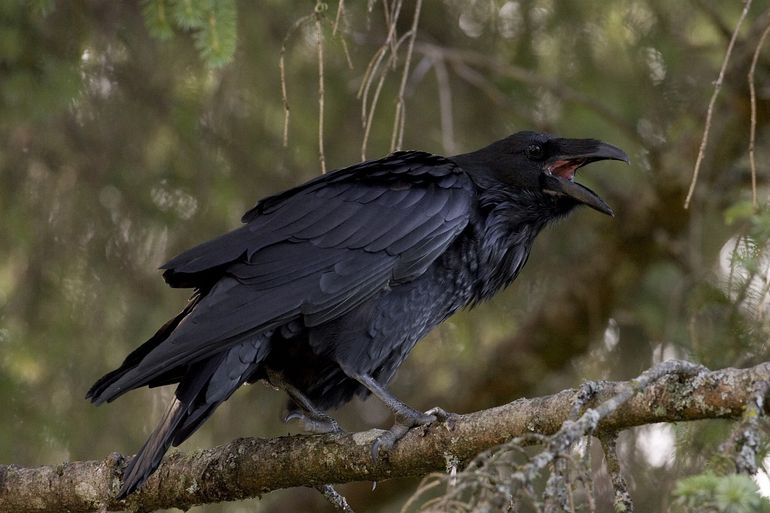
[87,131,628,497]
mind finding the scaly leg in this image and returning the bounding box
[265,372,352,509]
[266,369,343,434]
[352,373,454,460]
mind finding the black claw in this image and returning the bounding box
[283,411,303,423]
[371,408,446,462]
[283,410,344,434]
[371,437,382,462]
[371,426,405,462]
[425,407,458,429]
[393,405,435,427]
[424,406,448,420]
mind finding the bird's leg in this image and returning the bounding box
[352,373,444,460]
[266,369,343,434]
[284,406,343,434]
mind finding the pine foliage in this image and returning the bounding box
[141,0,237,67]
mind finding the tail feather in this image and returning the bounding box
[115,339,268,497]
[117,397,187,499]
[87,293,202,404]
[172,380,244,446]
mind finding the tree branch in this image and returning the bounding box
[2,361,769,513]
[415,43,643,145]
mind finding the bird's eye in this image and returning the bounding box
[525,144,545,160]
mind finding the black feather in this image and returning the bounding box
[89,134,627,496]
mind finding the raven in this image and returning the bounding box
[87,131,627,497]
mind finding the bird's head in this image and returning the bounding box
[456,131,629,216]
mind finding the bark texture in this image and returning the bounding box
[1,361,768,513]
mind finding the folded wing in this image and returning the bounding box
[91,151,474,402]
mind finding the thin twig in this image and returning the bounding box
[383,0,403,69]
[358,45,387,103]
[748,22,770,209]
[432,56,455,154]
[317,484,356,513]
[333,0,345,36]
[362,54,391,160]
[316,4,326,173]
[338,34,354,71]
[684,0,754,209]
[727,232,744,294]
[361,32,411,160]
[279,51,290,146]
[734,6,770,67]
[450,60,508,105]
[399,478,441,513]
[406,362,707,513]
[279,15,313,147]
[543,458,570,513]
[416,43,641,144]
[599,434,634,513]
[357,1,403,100]
[578,437,596,513]
[720,380,770,474]
[512,360,705,486]
[382,0,393,43]
[358,1,404,159]
[332,0,354,70]
[358,45,388,159]
[390,0,423,151]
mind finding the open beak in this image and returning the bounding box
[541,139,629,216]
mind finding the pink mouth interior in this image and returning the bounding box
[548,159,586,181]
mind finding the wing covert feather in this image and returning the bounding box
[132,152,475,384]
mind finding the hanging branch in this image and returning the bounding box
[315,2,327,173]
[748,22,770,209]
[358,0,405,160]
[390,0,423,152]
[684,0,753,209]
[332,0,354,70]
[599,434,634,513]
[415,44,642,144]
[431,56,455,154]
[279,14,313,147]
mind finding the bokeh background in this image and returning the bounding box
[3,1,770,511]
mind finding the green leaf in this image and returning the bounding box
[142,0,174,40]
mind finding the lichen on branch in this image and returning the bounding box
[1,361,768,513]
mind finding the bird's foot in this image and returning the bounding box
[371,405,448,462]
[424,406,455,423]
[425,406,460,430]
[284,410,344,434]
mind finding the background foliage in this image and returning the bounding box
[2,0,770,511]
